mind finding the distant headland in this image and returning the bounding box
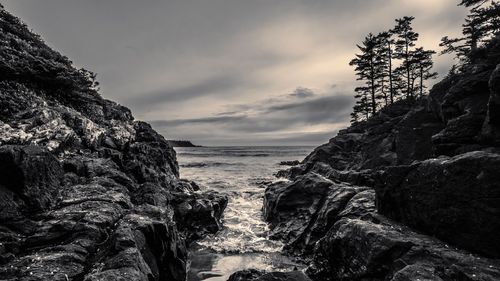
[167,140,202,147]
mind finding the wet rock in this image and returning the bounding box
[376,151,500,258]
[264,174,333,245]
[309,217,500,281]
[172,191,228,242]
[264,174,365,253]
[228,270,312,281]
[228,269,265,281]
[278,160,300,166]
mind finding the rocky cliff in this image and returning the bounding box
[262,37,500,280]
[0,6,227,281]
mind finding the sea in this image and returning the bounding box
[174,146,314,281]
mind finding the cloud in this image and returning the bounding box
[148,89,354,144]
[150,115,247,127]
[289,87,315,99]
[1,0,469,145]
[127,74,244,109]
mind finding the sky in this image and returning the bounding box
[1,0,467,146]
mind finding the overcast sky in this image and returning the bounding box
[1,0,467,146]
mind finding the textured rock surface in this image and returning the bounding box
[265,37,500,280]
[0,6,226,281]
[228,270,312,281]
[376,151,500,258]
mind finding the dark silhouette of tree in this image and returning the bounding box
[349,16,438,124]
[412,47,438,97]
[376,32,398,105]
[351,86,371,123]
[393,16,420,99]
[350,33,384,116]
[441,0,500,62]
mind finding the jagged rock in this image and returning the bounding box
[376,151,500,258]
[228,270,312,281]
[0,6,226,281]
[228,269,265,281]
[279,160,301,166]
[0,145,62,216]
[482,64,500,144]
[172,191,228,242]
[309,217,500,281]
[264,174,333,246]
[264,174,366,253]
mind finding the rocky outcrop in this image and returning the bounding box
[264,36,500,280]
[264,174,500,281]
[167,140,201,147]
[228,269,312,281]
[376,151,500,258]
[0,6,226,281]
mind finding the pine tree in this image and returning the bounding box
[393,16,419,100]
[351,86,371,122]
[376,32,397,104]
[441,0,500,62]
[412,47,438,97]
[350,33,384,116]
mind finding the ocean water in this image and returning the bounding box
[175,146,313,281]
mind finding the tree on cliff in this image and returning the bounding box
[377,32,397,104]
[412,47,438,97]
[350,33,384,116]
[393,16,420,99]
[349,16,438,123]
[351,86,371,122]
[441,0,500,62]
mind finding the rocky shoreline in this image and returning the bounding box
[0,6,226,281]
[2,4,500,281]
[236,37,500,280]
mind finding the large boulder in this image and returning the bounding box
[264,173,367,253]
[309,217,500,281]
[376,151,500,258]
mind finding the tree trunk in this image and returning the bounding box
[406,37,411,99]
[420,64,424,97]
[388,41,394,104]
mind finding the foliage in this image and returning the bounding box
[440,0,500,63]
[349,17,437,123]
[0,6,101,108]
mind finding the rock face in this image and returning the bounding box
[228,270,312,281]
[376,151,500,258]
[0,6,226,281]
[264,37,500,280]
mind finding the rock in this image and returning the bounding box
[167,140,201,147]
[172,191,228,242]
[0,6,226,281]
[228,269,265,281]
[265,32,500,281]
[0,145,62,215]
[279,160,300,166]
[376,151,500,258]
[309,217,500,281]
[482,64,500,144]
[264,174,333,246]
[228,270,312,281]
[264,174,365,253]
